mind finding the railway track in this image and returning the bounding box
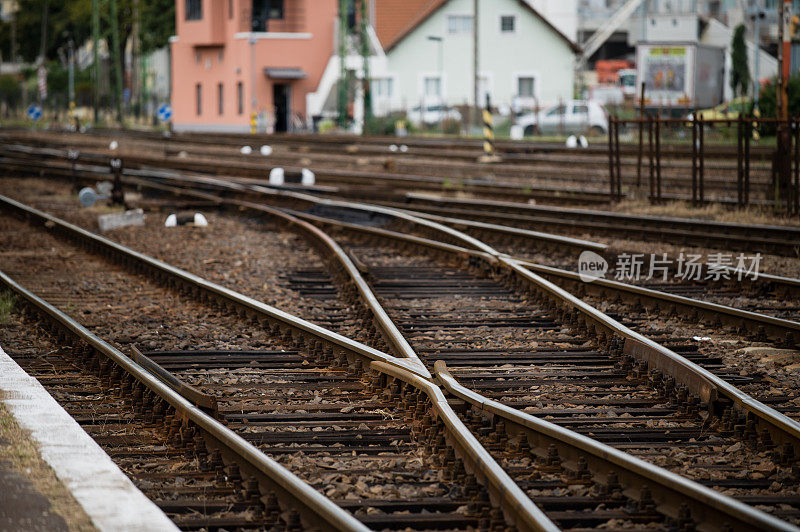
[395,193,800,258]
[1,190,800,526]
[0,138,615,206]
[0,194,557,530]
[1,129,781,205]
[2,149,796,330]
[323,236,800,525]
[2,140,796,263]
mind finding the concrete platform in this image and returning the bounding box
[0,344,178,531]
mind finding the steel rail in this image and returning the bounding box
[245,194,800,458]
[223,197,427,372]
[403,192,800,246]
[501,256,800,452]
[0,193,429,380]
[129,345,218,412]
[0,269,369,532]
[371,361,559,532]
[248,190,800,530]
[6,128,775,161]
[0,195,556,532]
[386,207,608,254]
[6,140,800,528]
[8,152,800,468]
[434,361,798,532]
[517,259,800,344]
[0,140,613,205]
[254,197,800,459]
[0,157,430,372]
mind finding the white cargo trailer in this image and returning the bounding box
[636,43,725,110]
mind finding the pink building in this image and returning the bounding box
[171,0,339,132]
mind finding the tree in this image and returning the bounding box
[140,0,175,54]
[759,73,800,117]
[0,0,173,63]
[731,24,750,98]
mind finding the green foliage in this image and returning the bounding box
[140,0,175,54]
[0,291,16,324]
[0,0,174,64]
[0,75,22,109]
[42,59,92,99]
[364,113,415,135]
[0,0,90,63]
[758,72,800,118]
[731,24,749,97]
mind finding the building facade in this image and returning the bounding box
[376,0,578,114]
[171,0,339,132]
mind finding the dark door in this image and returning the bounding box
[273,83,289,132]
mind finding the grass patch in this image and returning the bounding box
[0,291,16,323]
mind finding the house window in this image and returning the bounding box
[447,15,473,34]
[196,83,202,115]
[228,0,233,18]
[218,83,224,115]
[517,76,535,97]
[186,0,202,20]
[501,15,515,32]
[237,82,243,114]
[373,78,394,97]
[424,76,441,98]
[252,0,284,31]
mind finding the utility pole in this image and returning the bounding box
[39,0,48,63]
[360,0,372,127]
[472,0,478,134]
[337,0,349,127]
[67,39,75,107]
[250,35,257,133]
[749,4,764,110]
[92,0,99,124]
[10,1,17,65]
[110,0,124,124]
[775,0,791,210]
[133,0,141,118]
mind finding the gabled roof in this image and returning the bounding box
[377,0,581,54]
[374,0,441,51]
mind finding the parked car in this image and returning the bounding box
[407,104,462,126]
[517,100,608,136]
[687,97,751,121]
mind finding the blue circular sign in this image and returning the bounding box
[26,104,43,121]
[157,104,173,122]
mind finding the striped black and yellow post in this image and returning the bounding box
[250,111,258,134]
[482,107,495,156]
[478,95,501,163]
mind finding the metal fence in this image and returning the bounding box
[607,115,800,214]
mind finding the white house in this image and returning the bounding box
[373,0,579,115]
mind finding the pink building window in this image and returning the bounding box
[218,83,224,115]
[237,82,243,115]
[186,0,202,20]
[252,0,284,31]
